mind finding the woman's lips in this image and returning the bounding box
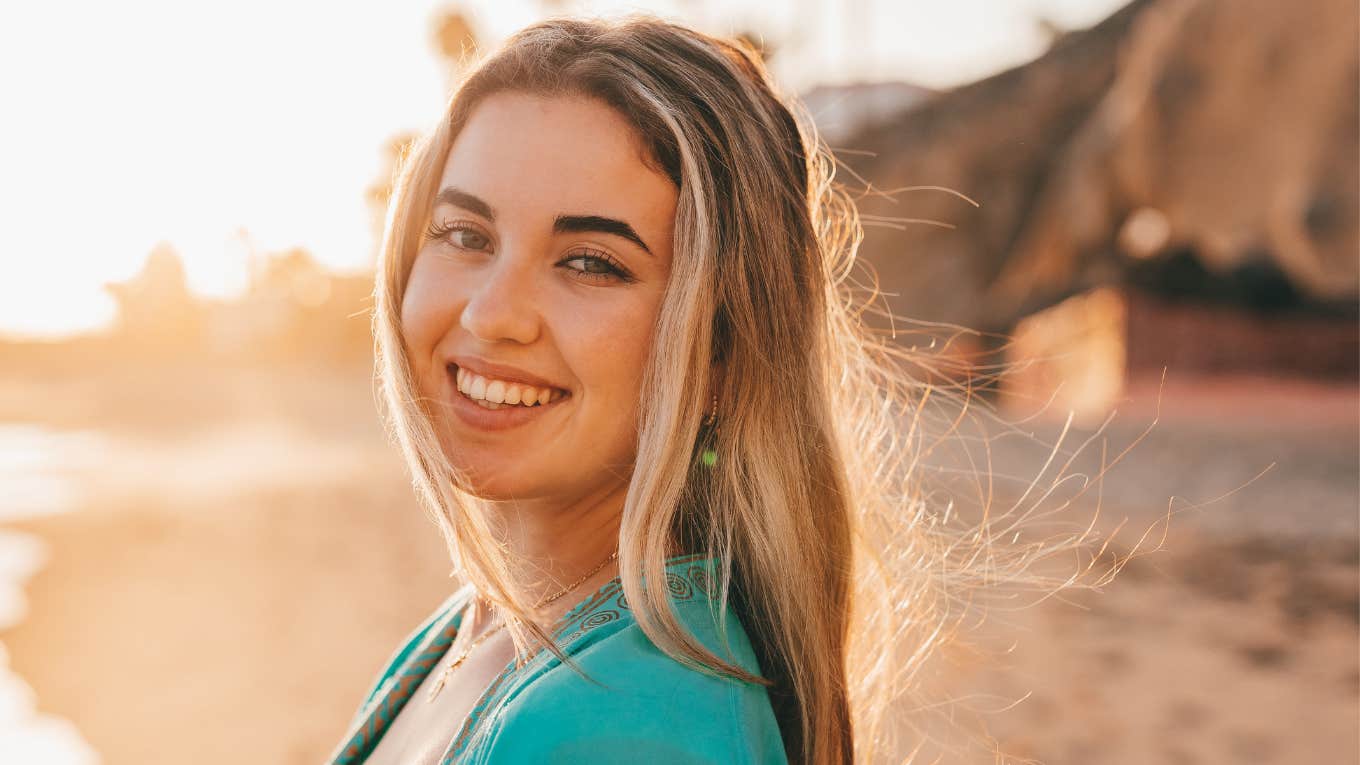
[447,354,568,392]
[444,365,570,432]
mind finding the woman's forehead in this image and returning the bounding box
[437,91,676,229]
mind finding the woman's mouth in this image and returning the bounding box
[453,366,569,409]
[445,364,570,432]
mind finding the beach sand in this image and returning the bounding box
[0,363,1355,764]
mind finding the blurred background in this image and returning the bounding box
[0,0,1355,762]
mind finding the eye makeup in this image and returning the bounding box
[557,249,635,283]
[425,220,491,251]
[424,218,636,284]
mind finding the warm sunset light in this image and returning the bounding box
[3,1,1354,763]
[2,0,1124,340]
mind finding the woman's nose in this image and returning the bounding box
[458,253,541,345]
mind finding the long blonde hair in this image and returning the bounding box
[372,15,1144,764]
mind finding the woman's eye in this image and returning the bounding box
[560,253,631,283]
[449,228,490,251]
[563,255,613,275]
[426,221,492,252]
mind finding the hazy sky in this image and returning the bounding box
[0,0,1125,339]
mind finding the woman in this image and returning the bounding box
[327,15,1114,765]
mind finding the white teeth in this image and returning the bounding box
[485,380,506,404]
[455,368,566,408]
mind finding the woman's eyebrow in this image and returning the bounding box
[434,188,652,256]
[434,187,496,220]
[554,215,653,256]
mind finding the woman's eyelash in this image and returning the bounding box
[559,250,634,283]
[424,220,453,241]
[425,220,485,246]
[425,220,634,284]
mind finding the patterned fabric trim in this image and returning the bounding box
[443,553,721,763]
[326,592,469,765]
[326,554,722,765]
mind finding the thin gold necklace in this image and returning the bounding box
[425,550,619,704]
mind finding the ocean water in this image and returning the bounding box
[0,424,103,764]
[0,424,108,523]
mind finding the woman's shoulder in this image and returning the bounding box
[478,586,788,763]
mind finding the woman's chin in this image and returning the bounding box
[435,435,525,494]
[448,461,541,501]
[457,482,528,502]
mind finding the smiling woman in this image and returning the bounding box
[399,91,678,503]
[324,15,1100,765]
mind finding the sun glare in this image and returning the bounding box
[0,0,1123,340]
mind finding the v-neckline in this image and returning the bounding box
[328,553,719,765]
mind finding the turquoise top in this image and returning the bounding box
[327,554,789,764]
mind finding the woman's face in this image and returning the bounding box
[401,92,678,504]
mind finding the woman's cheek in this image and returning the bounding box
[401,258,462,377]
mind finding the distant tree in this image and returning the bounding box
[103,242,204,355]
[431,8,479,67]
[362,5,476,262]
[250,248,332,309]
[366,131,421,260]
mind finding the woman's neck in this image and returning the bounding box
[485,481,626,616]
